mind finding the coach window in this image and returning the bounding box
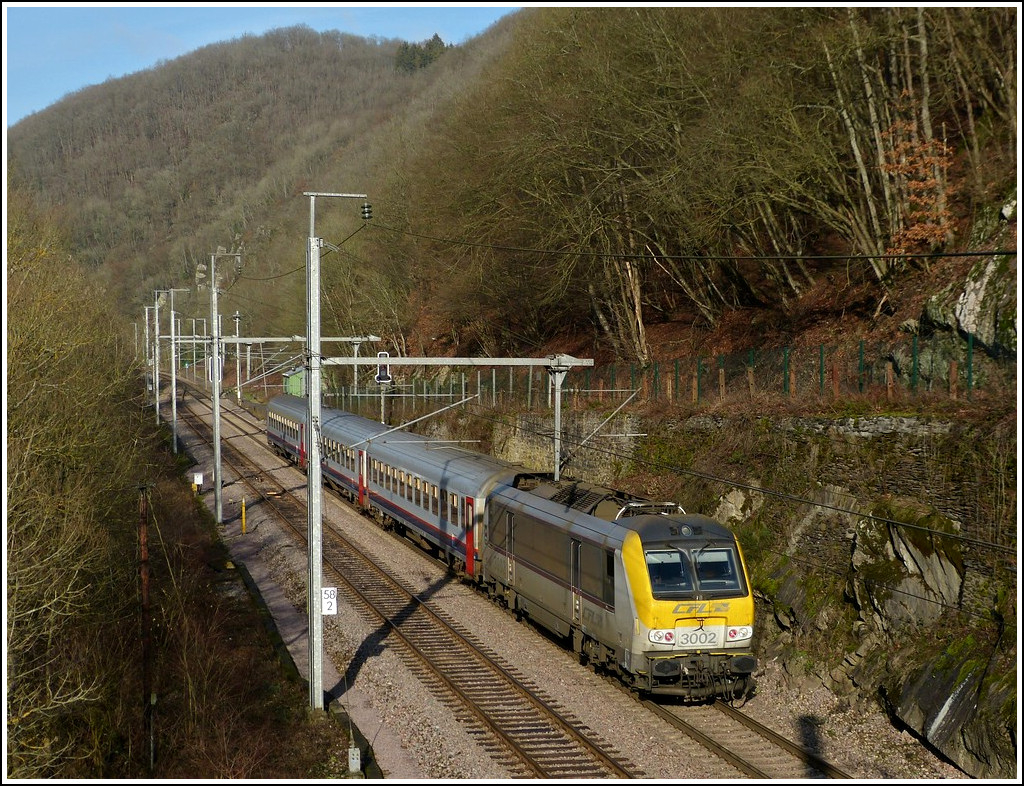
[450,493,459,527]
[431,485,439,515]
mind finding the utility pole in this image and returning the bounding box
[304,191,367,712]
[345,335,380,406]
[197,318,207,387]
[209,252,240,525]
[189,319,198,380]
[548,357,572,481]
[153,291,165,424]
[234,311,242,405]
[168,289,188,453]
[144,306,153,389]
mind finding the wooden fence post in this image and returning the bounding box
[719,366,726,399]
[950,361,958,401]
[886,361,894,400]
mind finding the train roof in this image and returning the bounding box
[494,476,736,550]
[269,394,391,445]
[369,432,526,492]
[623,513,736,546]
[270,395,529,493]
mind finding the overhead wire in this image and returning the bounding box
[367,221,1017,262]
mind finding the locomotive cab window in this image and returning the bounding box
[646,551,694,597]
[694,548,741,592]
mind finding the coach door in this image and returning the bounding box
[504,510,515,585]
[357,449,367,507]
[465,497,476,576]
[570,539,582,625]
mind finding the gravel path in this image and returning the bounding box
[183,399,967,780]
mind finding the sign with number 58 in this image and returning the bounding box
[322,587,337,615]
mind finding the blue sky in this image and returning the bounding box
[4,3,523,126]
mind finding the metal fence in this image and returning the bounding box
[319,332,1014,420]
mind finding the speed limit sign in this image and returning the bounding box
[322,587,338,615]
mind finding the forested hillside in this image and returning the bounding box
[7,7,1016,368]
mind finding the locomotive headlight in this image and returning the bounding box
[727,625,753,642]
[648,629,675,644]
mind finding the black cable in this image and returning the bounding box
[757,545,1014,626]
[368,221,1016,263]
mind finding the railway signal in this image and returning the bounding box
[375,351,392,384]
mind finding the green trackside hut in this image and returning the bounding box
[283,367,306,396]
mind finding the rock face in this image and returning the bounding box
[921,250,1017,359]
[483,410,1017,779]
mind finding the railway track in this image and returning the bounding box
[643,699,850,779]
[174,389,851,779]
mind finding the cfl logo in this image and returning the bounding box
[673,601,730,615]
